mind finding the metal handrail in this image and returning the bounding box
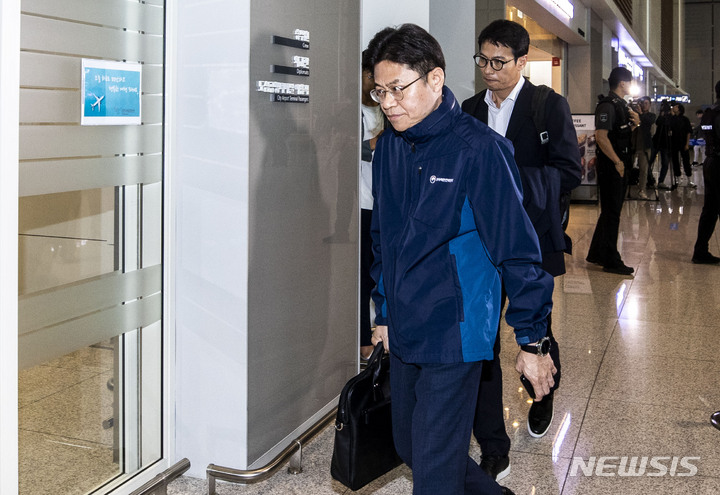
[130,458,191,495]
[206,408,337,494]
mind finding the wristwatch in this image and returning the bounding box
[520,336,551,356]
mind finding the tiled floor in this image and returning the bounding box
[18,343,118,495]
[168,166,720,494]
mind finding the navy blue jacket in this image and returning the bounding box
[462,80,582,276]
[371,86,554,364]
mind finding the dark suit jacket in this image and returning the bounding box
[462,79,582,276]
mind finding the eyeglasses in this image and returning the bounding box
[370,72,428,103]
[473,54,515,71]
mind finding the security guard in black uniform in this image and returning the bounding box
[692,80,720,264]
[587,67,640,274]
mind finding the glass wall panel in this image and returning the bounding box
[17,0,164,493]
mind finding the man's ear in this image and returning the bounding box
[428,66,445,92]
[515,54,528,71]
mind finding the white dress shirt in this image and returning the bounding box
[484,77,526,137]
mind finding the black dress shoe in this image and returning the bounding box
[480,454,510,481]
[602,263,634,275]
[585,255,602,265]
[528,391,554,438]
[712,411,720,431]
[500,487,516,495]
[692,252,720,264]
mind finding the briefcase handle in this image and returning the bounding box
[368,341,388,401]
[335,341,389,429]
[367,341,385,371]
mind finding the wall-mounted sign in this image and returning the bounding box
[272,56,310,76]
[571,114,598,203]
[81,59,141,125]
[272,30,310,50]
[260,29,311,103]
[256,81,310,103]
[618,48,644,81]
[272,65,310,76]
[573,114,597,185]
[653,94,690,103]
[270,94,310,103]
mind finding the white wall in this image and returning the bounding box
[362,0,429,48]
[173,0,251,476]
[0,0,19,493]
[430,0,476,103]
[525,60,553,89]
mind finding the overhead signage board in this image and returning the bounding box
[653,94,691,103]
[81,59,142,125]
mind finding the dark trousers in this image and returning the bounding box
[694,158,720,255]
[671,145,692,177]
[473,290,560,456]
[390,354,501,495]
[657,148,671,184]
[588,158,628,267]
[360,209,374,346]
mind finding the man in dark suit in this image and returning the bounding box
[461,19,581,481]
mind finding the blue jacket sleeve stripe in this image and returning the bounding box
[449,199,502,361]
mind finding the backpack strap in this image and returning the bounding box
[531,84,553,145]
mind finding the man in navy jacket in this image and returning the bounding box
[367,23,555,495]
[462,20,581,481]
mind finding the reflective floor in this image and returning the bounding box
[169,166,720,494]
[19,343,118,495]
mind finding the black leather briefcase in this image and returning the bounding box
[330,342,402,490]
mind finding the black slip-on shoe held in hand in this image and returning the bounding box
[528,391,554,438]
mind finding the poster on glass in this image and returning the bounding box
[571,114,598,202]
[81,59,142,126]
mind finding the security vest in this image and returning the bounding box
[701,104,720,157]
[596,94,633,162]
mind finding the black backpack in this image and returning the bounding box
[468,84,570,230]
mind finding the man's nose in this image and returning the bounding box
[381,95,397,110]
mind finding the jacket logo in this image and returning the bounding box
[599,113,608,123]
[430,175,454,184]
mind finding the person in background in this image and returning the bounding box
[367,23,555,495]
[693,108,706,167]
[654,101,673,189]
[586,67,640,275]
[359,49,384,360]
[461,19,581,481]
[692,81,720,265]
[633,96,656,199]
[669,103,697,187]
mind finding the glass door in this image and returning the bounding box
[17,1,165,493]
